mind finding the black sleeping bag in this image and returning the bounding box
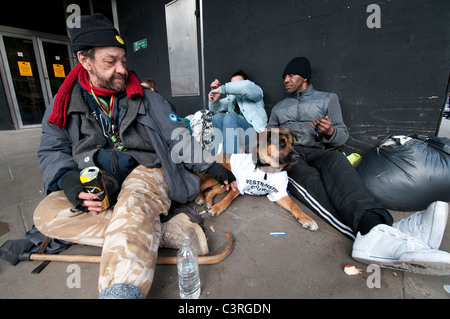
[356,135,450,211]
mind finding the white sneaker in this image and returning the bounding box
[393,201,448,249]
[352,224,450,275]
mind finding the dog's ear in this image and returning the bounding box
[266,130,272,144]
[278,128,299,143]
[256,129,272,158]
[289,129,299,142]
[257,129,272,147]
[283,128,299,142]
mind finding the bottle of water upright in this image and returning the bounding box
[177,236,201,299]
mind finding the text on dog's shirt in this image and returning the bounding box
[230,153,288,202]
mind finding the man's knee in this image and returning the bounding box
[222,113,238,127]
[212,113,225,127]
[119,166,171,212]
[34,191,69,228]
[122,167,167,192]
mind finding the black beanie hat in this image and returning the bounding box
[282,57,311,80]
[68,13,126,54]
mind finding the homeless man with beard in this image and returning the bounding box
[34,13,236,299]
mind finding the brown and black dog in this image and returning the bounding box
[196,128,318,231]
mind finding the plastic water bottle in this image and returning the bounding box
[177,236,201,299]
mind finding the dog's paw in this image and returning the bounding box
[299,218,319,232]
[207,210,216,217]
[208,205,224,217]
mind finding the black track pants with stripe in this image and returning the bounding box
[287,146,393,239]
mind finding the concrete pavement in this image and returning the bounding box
[0,121,449,300]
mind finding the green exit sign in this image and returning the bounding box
[133,39,147,52]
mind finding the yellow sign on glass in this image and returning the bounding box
[18,61,33,76]
[53,64,66,78]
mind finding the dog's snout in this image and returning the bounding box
[291,152,300,161]
[282,151,299,166]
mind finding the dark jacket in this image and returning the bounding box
[37,85,215,204]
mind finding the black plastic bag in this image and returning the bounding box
[356,135,450,211]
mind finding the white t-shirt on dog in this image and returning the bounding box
[230,153,288,202]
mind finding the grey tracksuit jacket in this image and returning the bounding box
[266,85,349,149]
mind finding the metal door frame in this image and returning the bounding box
[0,26,71,129]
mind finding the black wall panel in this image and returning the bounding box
[117,0,204,114]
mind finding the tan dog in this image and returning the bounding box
[196,128,318,231]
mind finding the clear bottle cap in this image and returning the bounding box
[180,236,190,248]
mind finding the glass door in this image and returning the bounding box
[2,35,47,127]
[38,40,72,100]
[0,32,72,128]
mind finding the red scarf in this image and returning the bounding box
[48,63,144,128]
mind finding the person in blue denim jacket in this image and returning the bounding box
[208,70,267,154]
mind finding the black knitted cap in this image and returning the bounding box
[282,57,311,80]
[68,13,126,54]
